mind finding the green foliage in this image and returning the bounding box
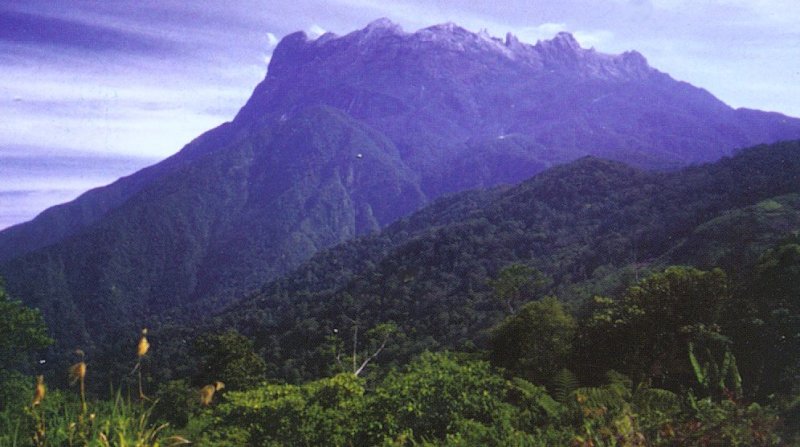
[3,143,800,443]
[328,321,399,377]
[670,194,800,277]
[365,352,510,443]
[678,396,781,446]
[726,234,800,399]
[8,141,800,389]
[688,342,743,398]
[150,379,195,428]
[581,267,730,388]
[488,263,551,314]
[632,386,682,440]
[201,352,568,446]
[0,387,188,447]
[193,330,267,391]
[550,369,580,404]
[202,373,365,446]
[0,369,34,415]
[0,282,51,372]
[505,377,565,431]
[187,142,800,387]
[0,282,52,417]
[490,297,576,384]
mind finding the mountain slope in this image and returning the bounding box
[2,20,800,350]
[204,141,800,380]
[0,123,235,264]
[0,106,425,348]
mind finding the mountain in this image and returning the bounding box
[2,20,800,351]
[195,140,800,380]
[239,19,800,179]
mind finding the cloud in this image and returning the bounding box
[0,58,255,158]
[0,151,155,229]
[266,32,279,48]
[574,30,615,48]
[0,9,172,54]
[308,24,328,38]
[514,23,568,43]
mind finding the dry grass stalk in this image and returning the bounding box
[133,328,151,400]
[70,349,88,414]
[31,375,47,446]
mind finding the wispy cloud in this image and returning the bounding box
[1,0,798,229]
[573,30,615,48]
[513,23,568,43]
[267,32,279,48]
[0,150,156,229]
[308,24,328,38]
[0,9,173,54]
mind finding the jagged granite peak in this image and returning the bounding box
[364,17,404,33]
[237,18,800,169]
[261,20,654,90]
[504,32,523,49]
[539,31,582,51]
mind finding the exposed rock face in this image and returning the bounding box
[239,18,800,185]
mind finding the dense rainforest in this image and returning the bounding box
[1,141,799,445]
[4,20,800,359]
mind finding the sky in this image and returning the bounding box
[1,0,799,229]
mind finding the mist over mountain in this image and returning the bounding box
[2,19,800,350]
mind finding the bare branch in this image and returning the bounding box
[354,334,390,376]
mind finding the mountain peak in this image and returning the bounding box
[550,31,581,51]
[422,22,467,33]
[366,17,400,30]
[358,17,404,38]
[532,31,583,60]
[267,20,656,79]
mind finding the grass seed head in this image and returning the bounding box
[199,384,216,406]
[199,381,226,406]
[69,361,87,385]
[137,328,150,358]
[32,375,45,406]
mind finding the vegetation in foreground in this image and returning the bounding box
[2,235,799,445]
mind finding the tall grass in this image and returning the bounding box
[1,328,191,447]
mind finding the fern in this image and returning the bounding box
[572,384,630,418]
[633,387,681,416]
[603,370,632,390]
[688,342,743,398]
[688,342,709,388]
[723,350,743,397]
[550,369,579,404]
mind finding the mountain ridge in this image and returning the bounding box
[190,140,800,380]
[2,20,800,352]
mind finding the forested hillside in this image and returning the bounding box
[3,20,800,358]
[2,141,800,445]
[187,140,800,380]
